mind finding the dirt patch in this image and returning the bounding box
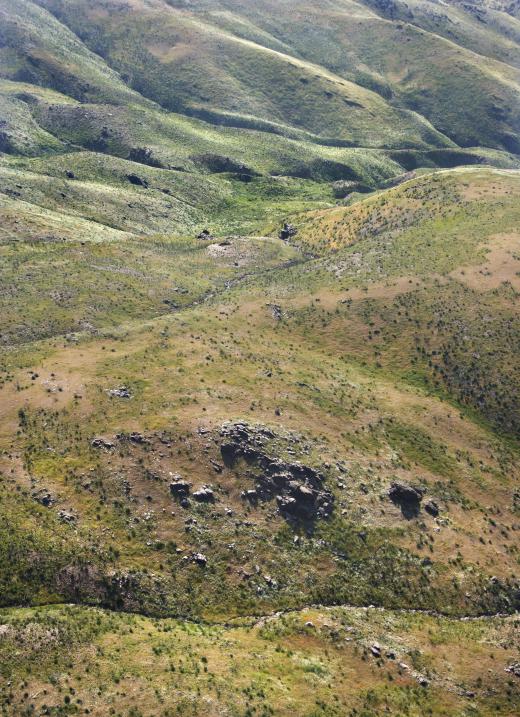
[450,233,520,291]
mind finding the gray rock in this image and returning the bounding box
[192,553,207,566]
[370,643,382,657]
[279,222,297,241]
[389,481,424,518]
[107,386,131,399]
[169,481,191,498]
[424,500,440,517]
[58,510,76,524]
[91,437,115,450]
[193,486,215,503]
[32,490,54,507]
[197,228,213,241]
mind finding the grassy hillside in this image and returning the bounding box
[1,169,518,620]
[1,168,519,714]
[290,168,520,433]
[1,1,520,715]
[1,604,518,717]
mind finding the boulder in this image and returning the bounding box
[197,228,214,241]
[370,643,382,657]
[127,173,148,187]
[32,490,54,507]
[169,481,191,498]
[279,222,297,241]
[192,553,207,566]
[193,486,215,503]
[107,386,131,399]
[389,481,423,518]
[424,500,440,517]
[58,510,76,524]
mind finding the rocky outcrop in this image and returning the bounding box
[279,222,297,241]
[220,422,333,524]
[389,482,424,519]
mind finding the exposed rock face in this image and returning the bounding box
[220,422,333,524]
[389,482,424,519]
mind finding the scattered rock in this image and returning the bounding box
[65,170,75,179]
[107,386,132,399]
[370,643,382,657]
[91,437,115,450]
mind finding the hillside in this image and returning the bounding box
[0,1,519,716]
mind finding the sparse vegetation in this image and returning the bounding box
[1,1,519,715]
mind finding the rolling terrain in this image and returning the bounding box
[0,1,519,716]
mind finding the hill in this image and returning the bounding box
[0,1,519,716]
[1,166,519,714]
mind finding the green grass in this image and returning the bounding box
[0,603,517,717]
